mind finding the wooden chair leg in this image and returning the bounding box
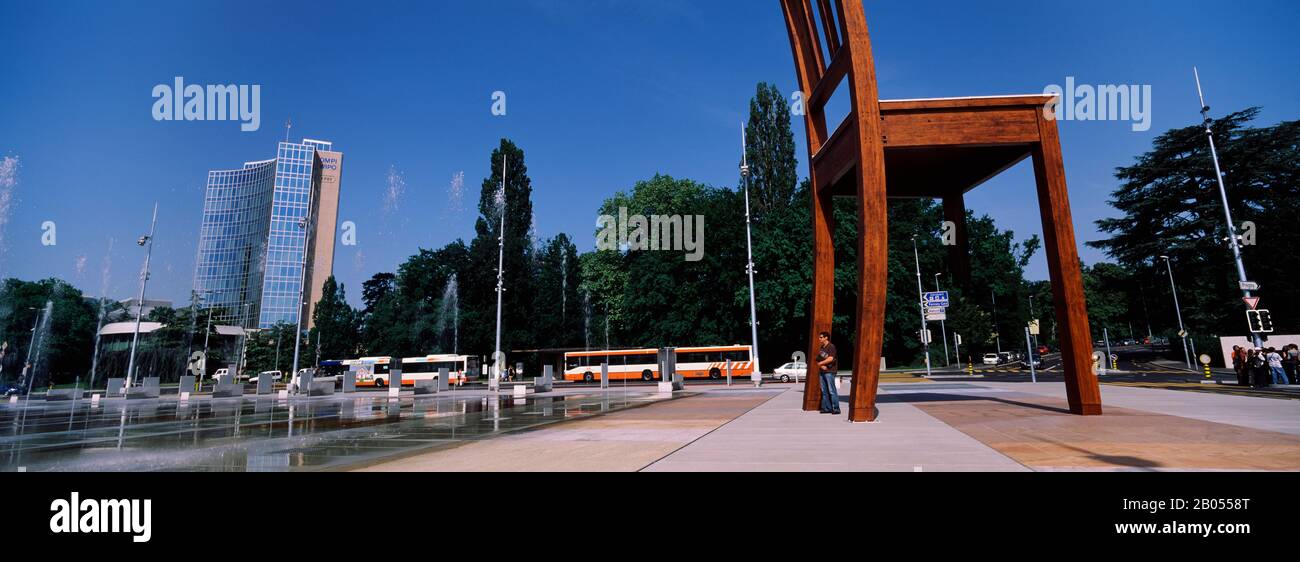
[1032,116,1102,415]
[850,167,889,422]
[804,183,837,411]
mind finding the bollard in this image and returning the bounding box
[726,359,732,386]
[600,363,609,390]
[179,375,196,395]
[536,365,554,393]
[437,367,449,392]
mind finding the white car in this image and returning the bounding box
[982,353,1000,365]
[773,362,807,383]
[249,370,282,384]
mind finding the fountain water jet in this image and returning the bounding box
[437,273,460,354]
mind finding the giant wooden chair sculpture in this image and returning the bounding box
[781,0,1102,421]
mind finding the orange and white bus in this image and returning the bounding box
[347,355,478,387]
[563,345,754,382]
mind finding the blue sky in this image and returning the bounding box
[1,0,1297,308]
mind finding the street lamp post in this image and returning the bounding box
[20,307,41,388]
[195,289,224,384]
[236,303,252,378]
[493,154,507,386]
[125,203,158,388]
[1160,255,1192,369]
[991,289,1002,355]
[935,273,949,367]
[1194,68,1264,350]
[911,236,931,377]
[291,180,317,392]
[740,124,762,377]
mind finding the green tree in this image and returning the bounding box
[581,174,748,350]
[532,234,582,349]
[1089,108,1299,348]
[463,139,536,356]
[0,278,97,386]
[309,276,360,361]
[742,82,799,220]
[242,322,298,374]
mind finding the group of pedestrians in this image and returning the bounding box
[1231,344,1298,387]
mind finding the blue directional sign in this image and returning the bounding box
[923,291,949,307]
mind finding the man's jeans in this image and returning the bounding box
[819,371,840,413]
[1271,366,1291,386]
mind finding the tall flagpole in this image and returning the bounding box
[739,124,761,376]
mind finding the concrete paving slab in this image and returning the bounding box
[643,388,1029,472]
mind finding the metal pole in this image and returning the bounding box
[1161,256,1192,369]
[740,124,762,376]
[1028,294,1039,352]
[20,308,41,386]
[291,183,314,393]
[953,332,961,369]
[991,289,1002,355]
[935,273,949,367]
[1025,327,1037,383]
[89,296,107,389]
[125,202,158,388]
[493,154,506,384]
[912,236,931,377]
[201,306,213,379]
[1103,327,1112,371]
[237,304,251,379]
[1195,68,1263,350]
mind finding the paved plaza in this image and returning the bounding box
[4,377,1298,472]
[359,378,1300,472]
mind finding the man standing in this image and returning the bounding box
[816,331,840,415]
[1266,347,1289,386]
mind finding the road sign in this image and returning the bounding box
[954,334,962,345]
[1028,319,1040,335]
[1239,281,1260,291]
[925,312,947,321]
[1198,354,1212,365]
[1242,296,1260,310]
[923,291,949,307]
[920,329,932,344]
[925,306,946,314]
[1177,330,1187,338]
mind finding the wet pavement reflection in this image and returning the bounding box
[0,389,673,472]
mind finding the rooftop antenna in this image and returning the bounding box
[284,118,292,142]
[740,123,761,377]
[1194,67,1262,350]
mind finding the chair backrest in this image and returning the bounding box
[780,0,887,193]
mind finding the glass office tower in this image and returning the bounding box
[192,139,342,329]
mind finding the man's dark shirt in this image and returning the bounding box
[818,343,837,374]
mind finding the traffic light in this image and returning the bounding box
[1258,309,1274,333]
[1247,309,1275,333]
